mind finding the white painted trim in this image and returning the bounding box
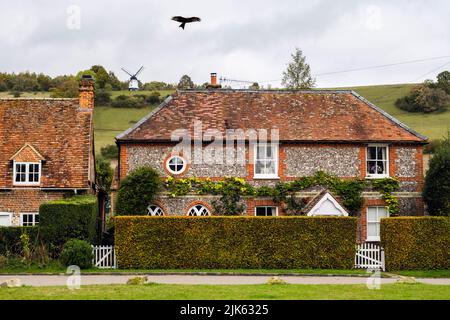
[254,206,278,217]
[306,192,349,217]
[253,143,279,179]
[13,161,41,186]
[0,212,12,226]
[365,144,390,179]
[165,155,187,175]
[19,212,39,226]
[187,204,211,216]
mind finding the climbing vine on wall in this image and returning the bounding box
[163,172,400,216]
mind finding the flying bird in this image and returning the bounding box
[171,16,201,30]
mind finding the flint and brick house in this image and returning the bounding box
[114,75,427,242]
[0,76,96,227]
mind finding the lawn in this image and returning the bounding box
[0,283,449,300]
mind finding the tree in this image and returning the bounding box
[249,82,260,90]
[95,158,114,192]
[437,71,450,94]
[49,77,79,98]
[177,75,194,89]
[282,48,315,89]
[423,132,450,216]
[116,167,161,215]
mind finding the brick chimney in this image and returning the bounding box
[207,72,221,89]
[79,74,95,110]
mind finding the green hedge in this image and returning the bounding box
[381,217,450,270]
[39,195,98,250]
[115,216,357,269]
[0,226,39,255]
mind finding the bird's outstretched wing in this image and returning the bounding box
[186,17,201,22]
[171,16,186,22]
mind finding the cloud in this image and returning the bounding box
[0,0,449,87]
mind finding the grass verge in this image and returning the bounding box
[0,283,449,300]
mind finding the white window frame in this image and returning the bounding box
[366,144,389,179]
[20,212,39,226]
[366,206,389,242]
[253,143,279,179]
[187,204,211,216]
[0,212,12,227]
[147,205,164,216]
[13,161,41,186]
[166,155,187,175]
[254,206,278,217]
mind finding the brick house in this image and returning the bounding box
[0,76,96,227]
[113,75,427,242]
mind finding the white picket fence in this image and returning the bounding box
[92,245,117,269]
[355,243,385,271]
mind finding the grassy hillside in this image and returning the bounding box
[2,84,448,154]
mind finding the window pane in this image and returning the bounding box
[255,160,264,174]
[367,207,377,221]
[35,215,39,224]
[265,161,276,175]
[266,146,273,158]
[367,161,377,174]
[255,207,267,216]
[376,161,386,174]
[257,146,265,159]
[377,147,386,160]
[367,223,378,237]
[368,147,377,160]
[378,207,388,219]
[267,207,276,216]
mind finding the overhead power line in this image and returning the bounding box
[222,54,450,85]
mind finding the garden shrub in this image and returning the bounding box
[423,137,450,216]
[39,195,98,251]
[381,217,450,270]
[116,167,161,216]
[60,239,93,269]
[0,226,39,256]
[115,216,357,269]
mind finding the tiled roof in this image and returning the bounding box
[0,99,94,189]
[117,90,427,143]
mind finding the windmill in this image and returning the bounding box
[121,66,144,91]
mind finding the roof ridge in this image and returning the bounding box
[177,89,353,94]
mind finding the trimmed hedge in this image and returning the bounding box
[0,226,39,255]
[381,217,450,270]
[115,216,357,269]
[39,195,98,250]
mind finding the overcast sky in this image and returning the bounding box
[1,0,449,88]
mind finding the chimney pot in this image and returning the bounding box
[207,72,221,89]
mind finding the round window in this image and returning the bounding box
[147,205,164,216]
[187,204,210,216]
[166,156,186,174]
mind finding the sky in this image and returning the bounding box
[0,0,449,88]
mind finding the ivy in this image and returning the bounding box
[162,171,400,217]
[371,178,400,216]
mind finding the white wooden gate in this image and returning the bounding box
[355,243,385,271]
[92,245,117,269]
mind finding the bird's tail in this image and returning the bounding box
[179,22,186,30]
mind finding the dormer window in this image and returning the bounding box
[13,162,41,185]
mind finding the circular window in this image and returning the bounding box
[147,205,164,216]
[166,156,186,174]
[187,204,210,216]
